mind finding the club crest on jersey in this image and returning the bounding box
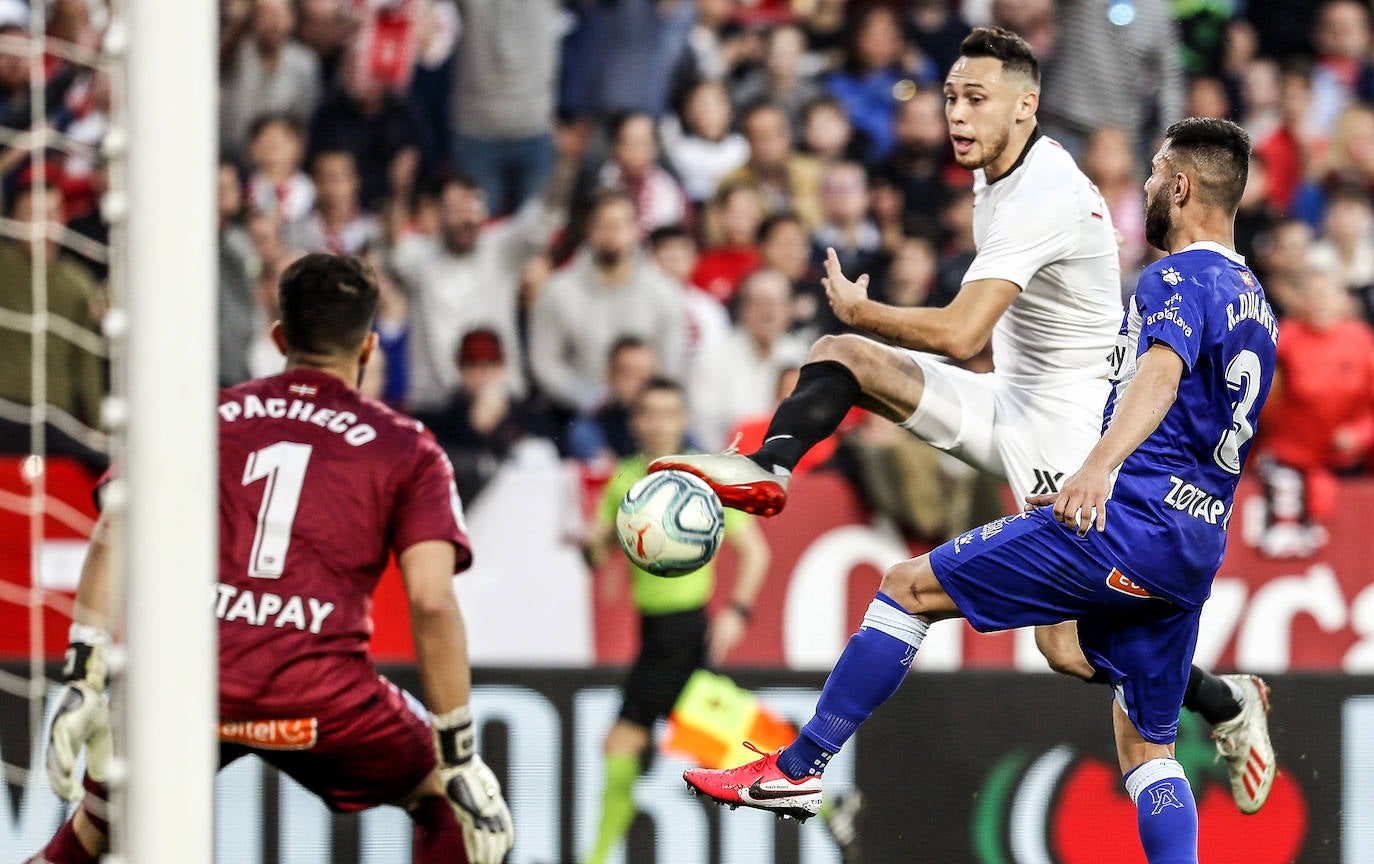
[288,383,318,397]
[1160,267,1183,286]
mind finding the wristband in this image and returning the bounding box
[63,623,110,688]
[432,705,475,766]
[729,601,752,621]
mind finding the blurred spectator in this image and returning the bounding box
[0,22,28,131]
[1257,267,1374,557]
[1308,185,1374,296]
[1239,57,1282,142]
[529,190,687,414]
[824,6,937,163]
[557,0,693,119]
[1235,156,1281,265]
[288,150,382,255]
[685,0,762,83]
[661,79,750,204]
[295,0,356,84]
[722,101,823,228]
[1038,0,1185,158]
[731,25,822,135]
[876,233,945,309]
[450,0,562,217]
[1255,61,1316,214]
[361,243,410,405]
[648,225,730,364]
[1295,102,1374,225]
[415,328,554,503]
[219,159,256,387]
[565,336,658,461]
[935,185,977,304]
[392,141,579,410]
[756,210,819,328]
[802,161,883,335]
[1173,0,1236,77]
[598,112,690,235]
[905,0,971,78]
[726,365,836,475]
[990,0,1055,58]
[1185,75,1231,120]
[879,85,960,233]
[800,95,858,163]
[688,268,806,449]
[307,48,424,214]
[220,0,323,157]
[0,183,102,433]
[870,173,907,253]
[692,182,765,302]
[1082,128,1146,279]
[244,115,315,225]
[1308,0,1374,139]
[1252,217,1313,315]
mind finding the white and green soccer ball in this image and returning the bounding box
[616,470,725,577]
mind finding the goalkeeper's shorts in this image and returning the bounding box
[219,673,435,812]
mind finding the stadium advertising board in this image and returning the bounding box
[0,668,1368,863]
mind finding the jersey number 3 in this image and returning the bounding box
[242,442,313,578]
[1214,349,1262,475]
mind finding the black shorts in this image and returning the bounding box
[619,607,708,728]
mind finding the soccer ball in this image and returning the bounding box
[616,470,725,577]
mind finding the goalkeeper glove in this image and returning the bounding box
[47,623,113,801]
[432,706,514,864]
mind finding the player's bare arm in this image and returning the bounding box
[707,519,769,664]
[1028,343,1185,534]
[822,247,1020,359]
[400,540,470,713]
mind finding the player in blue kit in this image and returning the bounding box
[684,116,1273,864]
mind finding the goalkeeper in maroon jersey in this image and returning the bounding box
[30,253,514,864]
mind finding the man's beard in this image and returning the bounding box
[1144,189,1172,252]
[442,225,479,255]
[593,247,626,269]
[955,124,1011,171]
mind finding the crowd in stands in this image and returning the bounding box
[2,0,1374,554]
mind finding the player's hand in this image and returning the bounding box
[821,247,871,326]
[1044,465,1112,536]
[46,627,112,801]
[707,606,747,664]
[433,707,515,864]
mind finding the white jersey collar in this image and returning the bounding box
[1177,240,1245,265]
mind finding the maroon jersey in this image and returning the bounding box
[216,369,470,717]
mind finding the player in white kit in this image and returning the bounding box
[652,26,1275,813]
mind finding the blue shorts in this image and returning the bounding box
[929,508,1201,744]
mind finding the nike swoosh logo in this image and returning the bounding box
[763,435,793,444]
[746,778,814,801]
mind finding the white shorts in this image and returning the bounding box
[899,352,1112,504]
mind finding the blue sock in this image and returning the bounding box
[1126,758,1198,864]
[777,593,927,780]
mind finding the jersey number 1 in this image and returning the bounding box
[1214,349,1262,475]
[242,442,313,578]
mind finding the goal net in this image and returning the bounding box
[0,0,216,860]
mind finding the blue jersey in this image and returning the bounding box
[1086,242,1277,608]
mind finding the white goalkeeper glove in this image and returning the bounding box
[47,623,113,801]
[432,706,514,864]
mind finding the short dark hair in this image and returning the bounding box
[648,224,693,249]
[278,253,379,357]
[587,187,637,221]
[633,375,685,410]
[608,334,650,362]
[438,172,483,197]
[757,210,805,244]
[958,27,1039,85]
[1162,116,1252,212]
[247,113,303,144]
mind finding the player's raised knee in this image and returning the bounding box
[807,333,867,367]
[878,560,928,613]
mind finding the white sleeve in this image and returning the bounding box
[962,186,1081,290]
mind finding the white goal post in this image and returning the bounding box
[111,0,217,859]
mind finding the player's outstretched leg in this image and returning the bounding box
[1036,623,1275,813]
[653,335,923,515]
[1117,702,1199,864]
[685,584,933,819]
